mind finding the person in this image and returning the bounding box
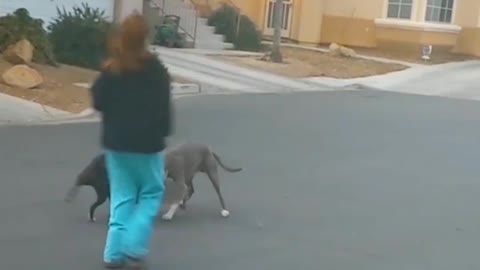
[89,13,173,269]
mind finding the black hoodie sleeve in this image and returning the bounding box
[154,59,174,137]
[90,72,108,112]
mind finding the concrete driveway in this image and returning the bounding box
[305,60,480,101]
[2,90,480,269]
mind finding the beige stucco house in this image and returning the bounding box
[7,0,476,54]
[192,0,480,56]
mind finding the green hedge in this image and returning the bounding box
[208,4,261,51]
[0,8,56,65]
[48,3,112,69]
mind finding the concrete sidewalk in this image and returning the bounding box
[304,60,480,101]
[151,46,330,93]
[0,81,210,125]
[165,45,480,102]
[0,93,71,124]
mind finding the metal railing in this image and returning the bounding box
[149,0,198,47]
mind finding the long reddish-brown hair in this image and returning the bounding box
[103,13,154,73]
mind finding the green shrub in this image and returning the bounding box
[208,4,261,51]
[48,3,112,69]
[0,8,56,65]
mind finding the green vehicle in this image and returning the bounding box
[154,15,185,48]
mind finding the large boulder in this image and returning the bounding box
[328,43,357,58]
[1,64,43,89]
[3,39,34,65]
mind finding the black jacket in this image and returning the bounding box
[90,57,173,153]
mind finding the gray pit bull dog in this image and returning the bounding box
[65,142,243,221]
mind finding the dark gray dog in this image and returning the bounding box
[65,143,242,222]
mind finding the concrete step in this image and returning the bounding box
[148,0,229,50]
[196,17,208,25]
[199,33,224,43]
[194,41,234,50]
[181,30,217,40]
[180,30,224,43]
[196,24,216,35]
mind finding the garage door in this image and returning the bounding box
[0,0,114,28]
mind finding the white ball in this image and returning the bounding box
[221,209,230,218]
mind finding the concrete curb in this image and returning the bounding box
[2,90,324,127]
[302,60,480,90]
[261,41,423,68]
[0,92,205,127]
[262,41,428,67]
[169,48,263,57]
[0,92,71,117]
[172,82,201,94]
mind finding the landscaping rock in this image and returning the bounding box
[340,46,357,58]
[328,43,341,56]
[329,43,357,58]
[2,64,43,89]
[2,39,34,65]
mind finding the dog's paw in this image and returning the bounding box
[221,209,230,218]
[88,213,96,223]
[162,214,173,221]
[179,200,187,210]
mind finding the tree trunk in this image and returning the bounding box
[271,0,283,63]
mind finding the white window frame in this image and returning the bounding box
[424,0,455,23]
[263,0,293,37]
[386,0,414,19]
[376,0,461,34]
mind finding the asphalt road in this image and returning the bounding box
[2,90,480,270]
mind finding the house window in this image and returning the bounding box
[387,0,413,19]
[266,0,292,30]
[425,0,454,23]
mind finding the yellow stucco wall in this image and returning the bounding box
[289,0,323,44]
[323,0,383,19]
[189,0,480,56]
[452,0,480,26]
[318,0,382,47]
[454,28,480,56]
[232,0,264,27]
[320,16,377,47]
[190,0,264,26]
[448,0,480,55]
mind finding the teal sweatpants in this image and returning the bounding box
[103,150,165,263]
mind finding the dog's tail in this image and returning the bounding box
[212,152,243,173]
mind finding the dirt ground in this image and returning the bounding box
[214,47,408,79]
[0,58,190,113]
